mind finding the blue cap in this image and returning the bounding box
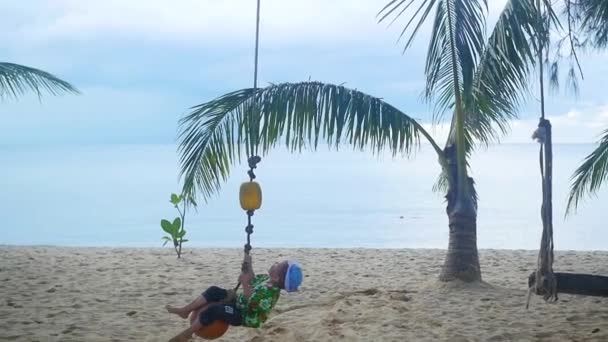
[284,261,303,292]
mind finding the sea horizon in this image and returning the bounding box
[1,142,606,250]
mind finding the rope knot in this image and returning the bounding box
[532,118,551,144]
[248,156,262,169]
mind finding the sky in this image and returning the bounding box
[1,0,607,146]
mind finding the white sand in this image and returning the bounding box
[1,247,607,341]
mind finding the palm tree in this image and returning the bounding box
[0,62,78,101]
[566,0,608,213]
[178,0,544,282]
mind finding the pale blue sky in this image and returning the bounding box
[1,0,607,145]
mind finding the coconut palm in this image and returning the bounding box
[0,62,78,101]
[178,0,546,282]
[566,0,608,213]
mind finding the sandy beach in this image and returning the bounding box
[1,246,607,341]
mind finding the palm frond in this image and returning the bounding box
[432,169,449,193]
[573,0,608,49]
[566,128,608,214]
[0,62,79,101]
[378,0,439,52]
[379,0,488,119]
[461,0,539,149]
[178,82,444,201]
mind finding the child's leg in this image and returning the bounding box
[168,319,202,342]
[165,296,207,319]
[168,304,241,342]
[166,286,231,319]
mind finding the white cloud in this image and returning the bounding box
[2,0,606,147]
[504,106,608,143]
[4,0,399,47]
[3,0,512,48]
[419,104,608,145]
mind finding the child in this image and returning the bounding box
[166,255,303,342]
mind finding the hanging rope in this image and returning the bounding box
[526,0,557,308]
[233,0,262,294]
[527,119,557,309]
[246,0,262,159]
[253,0,260,90]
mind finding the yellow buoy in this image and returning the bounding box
[239,181,262,211]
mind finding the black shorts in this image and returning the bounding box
[199,286,242,327]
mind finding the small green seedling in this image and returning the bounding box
[161,193,195,258]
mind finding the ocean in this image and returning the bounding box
[1,143,606,250]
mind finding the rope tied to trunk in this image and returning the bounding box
[527,118,558,309]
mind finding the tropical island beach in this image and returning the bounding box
[1,247,607,341]
[2,0,608,341]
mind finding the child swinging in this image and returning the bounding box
[166,254,303,341]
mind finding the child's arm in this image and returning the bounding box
[241,275,254,300]
[240,254,255,299]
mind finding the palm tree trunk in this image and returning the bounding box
[439,199,481,282]
[439,146,481,282]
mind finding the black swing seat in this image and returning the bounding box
[528,272,608,297]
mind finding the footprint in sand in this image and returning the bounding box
[566,315,582,322]
[390,294,411,302]
[47,310,67,318]
[61,325,78,334]
[3,334,25,340]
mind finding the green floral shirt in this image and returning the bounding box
[236,274,281,328]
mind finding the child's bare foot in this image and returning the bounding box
[169,327,195,342]
[165,305,189,319]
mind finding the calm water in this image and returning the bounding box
[0,143,606,250]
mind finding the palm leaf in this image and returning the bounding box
[0,62,79,101]
[447,0,563,160]
[452,0,540,153]
[379,0,487,120]
[178,82,444,201]
[379,0,490,199]
[566,128,608,214]
[573,0,608,49]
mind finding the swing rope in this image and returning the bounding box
[526,0,557,309]
[527,118,557,308]
[234,0,262,293]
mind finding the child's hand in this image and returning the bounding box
[241,253,253,273]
